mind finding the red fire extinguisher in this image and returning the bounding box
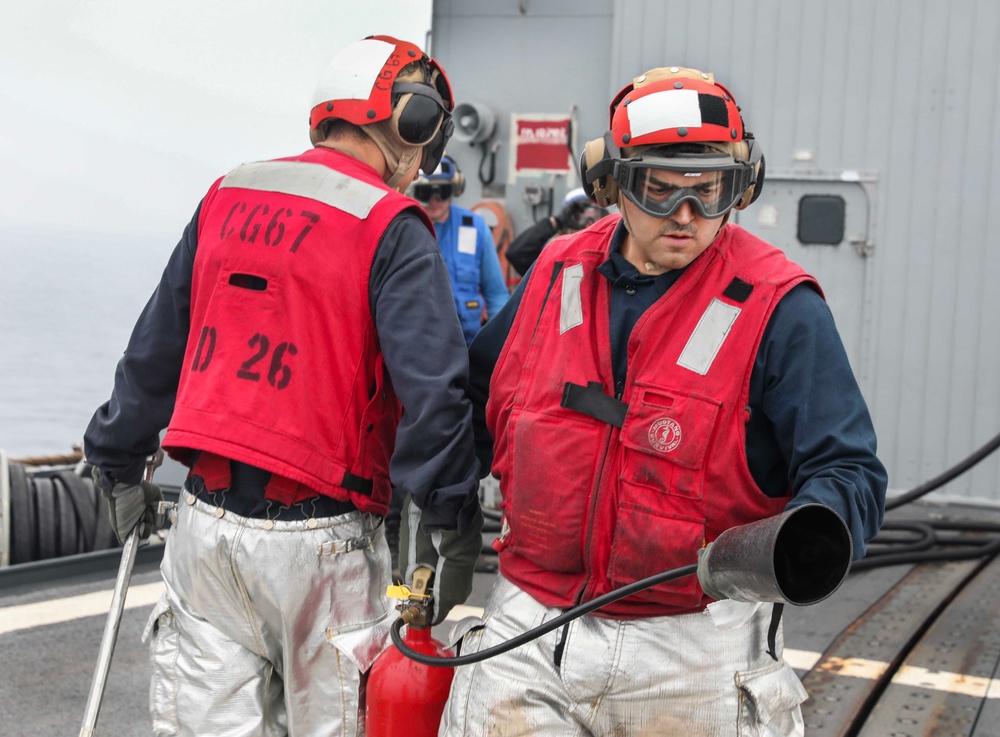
[367,567,455,737]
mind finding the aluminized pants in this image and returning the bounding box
[142,490,393,737]
[441,575,807,736]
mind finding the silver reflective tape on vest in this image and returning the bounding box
[677,298,741,375]
[220,161,387,219]
[560,263,584,334]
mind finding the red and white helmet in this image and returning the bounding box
[608,68,745,150]
[309,35,455,174]
[581,66,764,216]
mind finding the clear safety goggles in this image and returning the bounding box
[616,153,754,219]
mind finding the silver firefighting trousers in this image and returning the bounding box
[441,574,807,736]
[141,489,393,737]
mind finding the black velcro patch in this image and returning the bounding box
[723,277,754,303]
[561,382,628,428]
[698,93,730,128]
[461,215,474,226]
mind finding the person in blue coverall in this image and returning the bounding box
[408,155,510,343]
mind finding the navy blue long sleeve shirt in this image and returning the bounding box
[85,201,480,531]
[470,222,887,558]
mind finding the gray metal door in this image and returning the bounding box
[733,173,877,376]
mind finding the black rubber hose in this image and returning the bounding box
[53,474,79,557]
[886,430,1000,510]
[856,519,1000,571]
[64,468,118,552]
[58,470,98,553]
[852,533,1000,571]
[482,507,503,522]
[390,563,698,667]
[848,429,1000,572]
[404,430,1000,666]
[861,520,937,556]
[33,477,57,561]
[4,463,121,564]
[8,462,34,564]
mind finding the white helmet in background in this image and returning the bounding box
[558,187,607,231]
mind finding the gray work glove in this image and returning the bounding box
[92,466,164,544]
[398,494,484,625]
[696,542,727,601]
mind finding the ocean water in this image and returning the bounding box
[0,229,176,457]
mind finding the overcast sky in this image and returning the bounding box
[0,0,432,241]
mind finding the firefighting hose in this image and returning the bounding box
[390,503,853,667]
[390,562,697,667]
[389,428,1000,668]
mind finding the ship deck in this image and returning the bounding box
[2,492,1000,736]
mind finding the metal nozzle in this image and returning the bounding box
[701,504,853,606]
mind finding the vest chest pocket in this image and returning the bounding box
[619,385,721,500]
[507,411,606,573]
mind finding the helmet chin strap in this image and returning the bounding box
[360,115,422,191]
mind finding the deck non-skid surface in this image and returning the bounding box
[2,501,1000,736]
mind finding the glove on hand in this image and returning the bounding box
[696,542,728,601]
[92,466,164,544]
[398,495,484,625]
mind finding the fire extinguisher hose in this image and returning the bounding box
[390,563,698,667]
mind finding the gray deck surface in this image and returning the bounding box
[2,501,999,736]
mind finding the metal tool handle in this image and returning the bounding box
[79,449,163,737]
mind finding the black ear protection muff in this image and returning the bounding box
[737,134,766,209]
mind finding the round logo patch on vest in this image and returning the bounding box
[648,417,682,453]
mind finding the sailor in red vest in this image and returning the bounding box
[84,35,483,737]
[443,67,887,735]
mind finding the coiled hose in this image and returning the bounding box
[1,457,119,565]
[852,428,1000,570]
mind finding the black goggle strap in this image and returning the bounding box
[585,131,622,188]
[626,154,750,187]
[425,60,454,109]
[744,134,762,187]
[393,82,450,109]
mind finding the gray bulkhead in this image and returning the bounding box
[431,0,1000,504]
